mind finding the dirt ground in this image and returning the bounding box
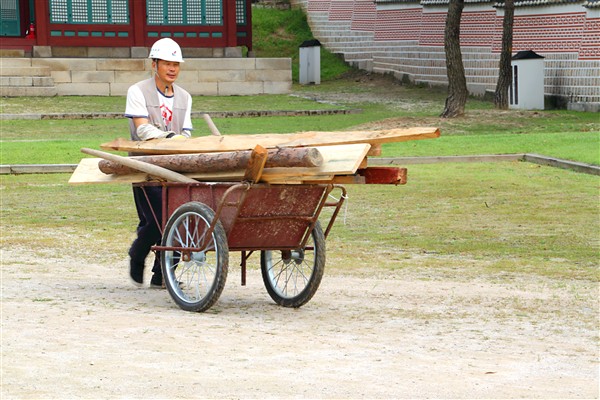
[1,247,598,399]
[2,73,598,398]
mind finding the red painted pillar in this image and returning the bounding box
[35,1,49,45]
[131,0,146,47]
[225,0,237,47]
[245,0,252,50]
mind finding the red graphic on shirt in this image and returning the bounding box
[160,104,173,128]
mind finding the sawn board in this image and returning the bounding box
[101,127,440,155]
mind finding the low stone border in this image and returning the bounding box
[0,108,362,120]
[0,164,76,174]
[2,154,598,176]
[368,153,599,176]
[368,154,524,165]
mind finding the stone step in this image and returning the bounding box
[0,76,55,87]
[0,86,58,96]
[0,57,31,68]
[0,66,51,77]
[1,58,57,96]
[0,49,26,58]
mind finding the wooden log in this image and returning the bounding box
[243,145,268,183]
[81,148,197,183]
[267,147,323,168]
[97,147,324,175]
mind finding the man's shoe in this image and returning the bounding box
[130,261,144,286]
[150,273,163,288]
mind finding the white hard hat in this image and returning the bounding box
[148,38,184,63]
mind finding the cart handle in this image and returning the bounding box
[322,184,347,239]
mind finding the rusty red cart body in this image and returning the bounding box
[137,181,347,312]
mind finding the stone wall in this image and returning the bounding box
[0,56,292,97]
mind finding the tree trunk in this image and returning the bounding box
[440,0,468,118]
[98,147,324,175]
[494,0,515,110]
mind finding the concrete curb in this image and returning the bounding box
[2,154,598,176]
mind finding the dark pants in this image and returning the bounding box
[129,185,163,279]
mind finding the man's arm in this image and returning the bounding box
[132,117,185,140]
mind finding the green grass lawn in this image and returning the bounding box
[2,161,598,282]
[1,92,598,165]
[0,7,598,285]
[1,79,598,283]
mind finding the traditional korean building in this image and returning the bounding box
[0,0,252,56]
[0,1,294,96]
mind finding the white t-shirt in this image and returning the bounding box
[125,85,193,132]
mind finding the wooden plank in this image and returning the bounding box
[261,143,370,181]
[304,167,408,185]
[366,144,382,156]
[70,158,336,185]
[101,127,440,155]
[267,174,335,184]
[358,157,368,169]
[69,144,369,185]
[243,145,268,183]
[359,167,408,185]
[303,175,366,184]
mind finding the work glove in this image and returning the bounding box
[136,124,175,140]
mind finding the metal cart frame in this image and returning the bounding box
[136,181,347,312]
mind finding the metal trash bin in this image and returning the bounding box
[299,39,321,85]
[510,50,545,110]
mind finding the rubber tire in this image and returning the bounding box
[260,221,325,308]
[161,202,228,312]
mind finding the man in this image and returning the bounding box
[124,38,193,287]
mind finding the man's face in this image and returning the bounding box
[154,60,180,85]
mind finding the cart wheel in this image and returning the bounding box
[260,221,325,308]
[161,202,228,312]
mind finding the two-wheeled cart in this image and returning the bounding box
[139,180,347,312]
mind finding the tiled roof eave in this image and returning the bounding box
[419,0,494,5]
[377,0,594,6]
[494,0,587,7]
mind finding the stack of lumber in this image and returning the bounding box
[69,127,440,185]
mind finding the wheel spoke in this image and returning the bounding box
[174,224,184,247]
[161,202,227,312]
[261,222,325,307]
